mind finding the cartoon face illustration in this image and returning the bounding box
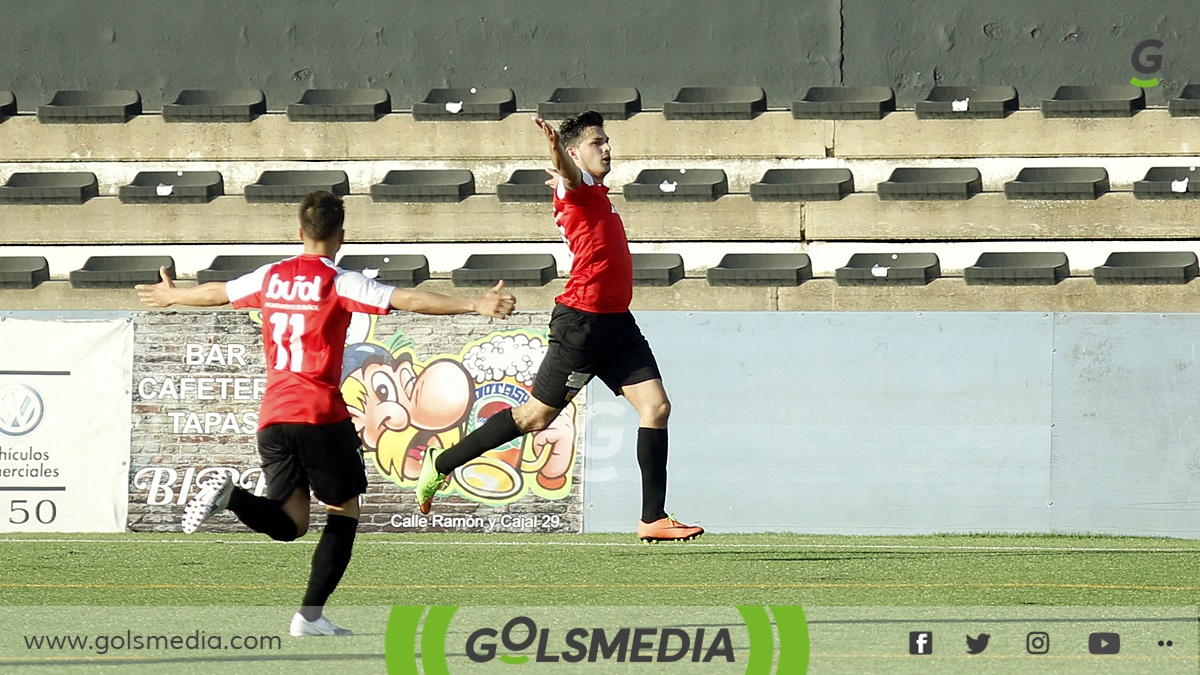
[449,377,576,504]
[342,345,472,482]
[341,326,580,507]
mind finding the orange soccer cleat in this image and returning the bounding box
[636,515,704,543]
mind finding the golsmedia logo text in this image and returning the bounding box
[386,605,809,673]
[465,615,734,664]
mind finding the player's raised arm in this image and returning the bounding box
[534,115,581,191]
[388,280,515,319]
[136,266,230,308]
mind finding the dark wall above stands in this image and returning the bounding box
[2,1,1193,110]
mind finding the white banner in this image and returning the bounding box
[0,318,133,532]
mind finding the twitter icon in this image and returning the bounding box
[966,634,990,654]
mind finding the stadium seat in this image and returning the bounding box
[196,255,286,283]
[964,252,1069,285]
[1133,167,1200,199]
[537,87,641,120]
[370,169,475,203]
[1167,84,1200,117]
[877,168,982,200]
[1093,252,1199,284]
[663,87,766,120]
[162,89,266,123]
[1004,167,1110,200]
[632,253,684,286]
[452,254,557,287]
[244,170,350,203]
[497,169,554,202]
[915,86,1018,119]
[0,256,50,289]
[1041,85,1145,118]
[835,252,940,286]
[70,256,175,288]
[623,169,728,202]
[287,89,390,122]
[411,88,517,121]
[706,253,812,286]
[38,90,141,123]
[791,86,895,120]
[119,171,224,204]
[0,91,15,120]
[337,254,430,287]
[750,168,854,201]
[0,172,99,204]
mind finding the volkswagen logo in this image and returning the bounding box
[0,384,45,437]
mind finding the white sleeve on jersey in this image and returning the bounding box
[558,169,595,199]
[334,269,394,311]
[225,263,274,304]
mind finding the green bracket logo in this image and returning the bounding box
[385,605,809,674]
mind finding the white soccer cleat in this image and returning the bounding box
[180,474,233,534]
[290,612,354,637]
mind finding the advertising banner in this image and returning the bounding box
[0,318,133,532]
[129,311,582,533]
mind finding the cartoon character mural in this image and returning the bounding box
[339,317,577,506]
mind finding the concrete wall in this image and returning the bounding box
[6,307,1195,536]
[585,311,1200,537]
[2,1,1192,110]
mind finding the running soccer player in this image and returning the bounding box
[415,112,703,543]
[136,191,515,636]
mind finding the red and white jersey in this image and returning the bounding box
[226,254,393,427]
[553,170,634,314]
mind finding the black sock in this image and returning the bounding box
[637,427,669,523]
[435,408,522,474]
[300,514,358,621]
[227,487,301,542]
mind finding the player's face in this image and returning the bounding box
[571,126,612,178]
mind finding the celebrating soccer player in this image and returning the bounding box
[136,191,515,636]
[415,112,703,543]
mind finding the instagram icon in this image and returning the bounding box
[1026,632,1050,654]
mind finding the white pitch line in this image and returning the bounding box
[2,538,1200,554]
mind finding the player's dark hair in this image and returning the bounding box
[559,111,605,147]
[299,190,345,241]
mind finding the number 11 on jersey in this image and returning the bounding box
[269,312,306,372]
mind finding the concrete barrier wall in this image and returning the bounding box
[585,311,1200,537]
[2,308,1193,535]
[0,2,1192,109]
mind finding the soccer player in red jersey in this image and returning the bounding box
[416,112,704,543]
[136,191,515,635]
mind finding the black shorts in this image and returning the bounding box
[532,303,661,409]
[256,418,367,505]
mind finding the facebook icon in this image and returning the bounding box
[909,631,934,655]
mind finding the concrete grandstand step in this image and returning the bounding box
[0,109,1194,163]
[805,192,1200,241]
[3,194,803,246]
[9,277,1200,313]
[0,112,830,162]
[833,109,1197,158]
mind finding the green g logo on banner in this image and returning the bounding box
[385,605,808,674]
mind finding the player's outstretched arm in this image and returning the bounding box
[136,266,230,308]
[533,116,581,191]
[389,280,515,319]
